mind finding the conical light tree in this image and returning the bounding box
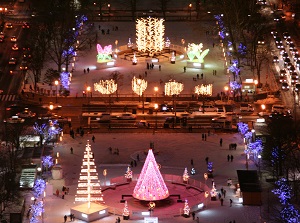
[133,149,169,201]
[122,201,130,218]
[183,167,189,182]
[183,199,190,216]
[75,140,104,206]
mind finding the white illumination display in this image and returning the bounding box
[82,213,88,218]
[164,80,184,96]
[142,212,150,216]
[94,79,117,95]
[136,17,165,54]
[99,210,106,214]
[132,76,147,96]
[106,61,115,66]
[197,203,204,208]
[195,84,213,96]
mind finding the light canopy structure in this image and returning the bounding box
[75,140,104,205]
[136,17,165,55]
[133,149,169,201]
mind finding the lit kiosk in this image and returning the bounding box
[186,43,209,69]
[133,149,169,223]
[71,141,108,222]
[96,44,115,69]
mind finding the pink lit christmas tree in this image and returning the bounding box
[183,199,190,217]
[122,201,130,220]
[133,149,169,201]
[75,140,104,205]
[183,167,189,182]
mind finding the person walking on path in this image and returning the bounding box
[183,66,186,72]
[64,215,67,223]
[92,135,95,142]
[204,133,207,141]
[205,157,209,164]
[230,199,233,207]
[84,69,86,74]
[192,212,195,220]
[87,67,90,73]
[220,138,223,146]
[196,217,200,223]
[191,159,194,166]
[70,147,73,154]
[227,154,230,162]
[224,189,226,198]
[202,133,204,141]
[230,155,234,162]
[220,198,224,206]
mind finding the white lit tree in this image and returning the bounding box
[183,199,190,217]
[125,166,133,182]
[122,200,130,220]
[183,167,189,183]
[75,141,104,206]
[133,149,169,201]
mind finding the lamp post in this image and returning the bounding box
[188,3,192,20]
[54,80,59,103]
[258,154,261,177]
[154,86,158,103]
[115,40,118,53]
[224,86,229,102]
[165,80,184,128]
[86,86,91,104]
[154,103,158,130]
[108,4,111,20]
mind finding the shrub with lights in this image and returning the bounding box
[272,178,300,222]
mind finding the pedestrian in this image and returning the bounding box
[192,211,195,220]
[69,214,72,221]
[224,189,226,197]
[92,135,95,142]
[201,73,203,79]
[84,69,86,74]
[134,160,137,167]
[98,25,101,30]
[220,187,224,195]
[70,147,73,154]
[227,154,230,162]
[87,67,90,73]
[117,216,121,223]
[191,159,194,166]
[213,42,215,48]
[230,199,233,207]
[159,65,161,71]
[231,155,234,162]
[220,138,223,146]
[183,66,186,72]
[205,157,209,164]
[64,215,67,223]
[215,70,217,75]
[218,193,221,199]
[220,198,224,206]
[204,134,207,141]
[202,133,204,141]
[147,62,149,69]
[197,74,199,79]
[196,217,200,223]
[145,71,147,77]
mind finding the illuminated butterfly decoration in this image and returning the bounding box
[96,44,112,61]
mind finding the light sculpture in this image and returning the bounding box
[195,84,212,96]
[125,166,133,181]
[183,167,189,182]
[170,51,176,64]
[94,79,117,95]
[165,80,184,96]
[133,149,169,201]
[96,44,112,62]
[136,17,165,55]
[183,200,190,216]
[187,43,209,63]
[75,141,104,206]
[132,76,147,96]
[132,53,138,65]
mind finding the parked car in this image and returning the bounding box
[199,105,218,112]
[8,57,16,65]
[10,36,17,42]
[294,83,300,92]
[273,56,279,63]
[280,69,287,76]
[117,113,136,120]
[6,23,13,29]
[240,103,254,112]
[281,82,289,91]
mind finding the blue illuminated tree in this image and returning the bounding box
[272,178,300,222]
[42,155,54,171]
[237,122,249,136]
[207,162,213,173]
[34,120,62,146]
[33,179,46,198]
[30,201,44,223]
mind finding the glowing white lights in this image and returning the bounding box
[164,80,184,96]
[132,76,147,96]
[94,79,117,95]
[136,17,165,54]
[195,84,213,96]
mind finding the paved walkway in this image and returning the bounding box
[22,132,265,223]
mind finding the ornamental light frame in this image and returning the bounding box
[132,76,147,96]
[164,80,184,96]
[195,84,213,96]
[136,17,165,55]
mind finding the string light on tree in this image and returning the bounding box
[75,140,104,206]
[183,167,189,183]
[94,79,117,95]
[183,199,190,217]
[133,149,169,201]
[132,76,147,96]
[122,201,130,220]
[164,80,184,96]
[136,17,165,55]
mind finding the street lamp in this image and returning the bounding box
[154,103,158,130]
[86,86,91,104]
[224,86,229,102]
[188,3,192,20]
[154,86,158,102]
[258,154,262,177]
[54,80,59,103]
